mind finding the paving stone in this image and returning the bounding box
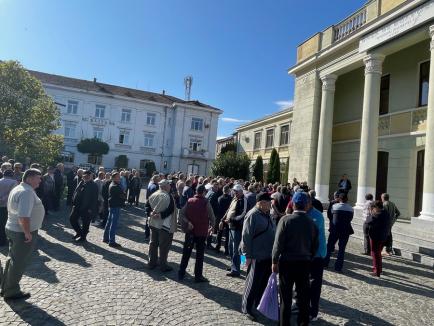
[0,204,433,325]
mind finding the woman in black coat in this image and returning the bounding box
[367,200,390,277]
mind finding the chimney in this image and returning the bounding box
[93,77,97,83]
[162,90,166,95]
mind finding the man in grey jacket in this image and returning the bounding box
[241,192,275,321]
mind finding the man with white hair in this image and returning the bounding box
[221,183,247,277]
[147,179,176,272]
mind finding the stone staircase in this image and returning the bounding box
[346,213,434,268]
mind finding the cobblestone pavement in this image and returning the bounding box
[0,204,433,326]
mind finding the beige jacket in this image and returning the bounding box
[148,190,177,233]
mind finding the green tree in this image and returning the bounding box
[211,152,250,180]
[0,60,63,165]
[267,149,277,183]
[252,155,264,182]
[280,157,289,184]
[271,151,281,184]
[115,155,129,169]
[220,142,237,154]
[77,138,109,156]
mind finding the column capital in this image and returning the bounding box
[320,74,338,92]
[363,54,385,75]
[430,25,434,51]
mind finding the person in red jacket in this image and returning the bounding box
[178,185,215,282]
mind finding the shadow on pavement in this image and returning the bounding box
[38,236,91,268]
[6,300,66,326]
[25,251,60,284]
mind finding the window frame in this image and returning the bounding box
[118,130,130,145]
[121,109,131,123]
[418,60,430,107]
[189,138,203,152]
[253,131,262,150]
[146,112,156,126]
[265,129,274,148]
[93,128,103,140]
[191,117,204,131]
[95,104,106,118]
[67,100,78,115]
[144,133,155,148]
[279,124,290,146]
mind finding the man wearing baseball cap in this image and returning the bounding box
[221,183,247,277]
[241,192,275,321]
[272,190,318,325]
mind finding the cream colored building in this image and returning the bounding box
[288,0,434,264]
[236,108,293,181]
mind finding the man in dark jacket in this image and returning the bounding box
[100,173,112,228]
[178,185,215,282]
[215,185,232,254]
[205,181,220,248]
[324,192,354,272]
[70,170,98,242]
[66,167,77,206]
[272,191,318,326]
[337,174,352,195]
[241,192,275,321]
[53,163,64,211]
[180,179,194,208]
[222,184,247,277]
[367,200,390,277]
[103,172,125,248]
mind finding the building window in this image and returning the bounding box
[189,138,202,152]
[88,154,102,165]
[144,133,154,148]
[146,113,156,126]
[119,130,130,144]
[121,109,131,123]
[62,152,74,163]
[64,123,76,138]
[67,100,78,114]
[266,129,274,148]
[254,132,261,150]
[379,75,390,115]
[280,125,290,146]
[93,128,103,140]
[191,118,203,131]
[95,104,105,118]
[419,61,430,107]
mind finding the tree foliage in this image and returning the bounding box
[267,149,280,183]
[115,155,128,169]
[0,60,63,165]
[144,160,157,177]
[77,138,109,156]
[211,152,250,180]
[220,142,237,154]
[252,155,264,182]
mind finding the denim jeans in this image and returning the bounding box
[324,231,350,271]
[104,207,120,244]
[228,229,242,274]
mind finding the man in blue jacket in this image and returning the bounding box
[307,194,327,322]
[324,192,354,272]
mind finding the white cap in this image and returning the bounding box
[205,184,213,190]
[233,184,243,192]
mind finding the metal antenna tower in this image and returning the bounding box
[184,75,193,101]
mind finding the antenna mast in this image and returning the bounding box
[184,76,193,101]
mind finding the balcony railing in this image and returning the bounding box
[333,7,367,42]
[182,148,209,159]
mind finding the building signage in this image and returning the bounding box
[359,1,434,53]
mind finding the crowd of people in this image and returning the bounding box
[0,156,400,325]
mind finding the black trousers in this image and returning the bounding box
[324,231,350,271]
[310,257,324,318]
[241,258,272,314]
[384,232,393,253]
[0,207,8,245]
[53,190,63,211]
[279,260,311,326]
[363,222,371,254]
[179,233,206,278]
[70,206,92,239]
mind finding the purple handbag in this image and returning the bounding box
[257,272,279,321]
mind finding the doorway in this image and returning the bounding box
[375,151,389,200]
[414,149,425,216]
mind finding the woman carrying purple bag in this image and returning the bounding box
[240,192,276,322]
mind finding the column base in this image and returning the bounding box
[355,186,375,208]
[314,184,330,203]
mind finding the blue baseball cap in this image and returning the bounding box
[292,191,308,208]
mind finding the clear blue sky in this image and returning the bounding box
[0,0,365,138]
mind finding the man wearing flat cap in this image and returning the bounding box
[240,192,275,321]
[70,170,98,242]
[147,179,176,272]
[272,190,318,325]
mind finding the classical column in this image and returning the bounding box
[315,74,337,203]
[355,53,385,207]
[418,26,434,223]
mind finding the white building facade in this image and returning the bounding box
[31,71,222,175]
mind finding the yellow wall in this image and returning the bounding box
[297,34,320,63]
[381,0,406,15]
